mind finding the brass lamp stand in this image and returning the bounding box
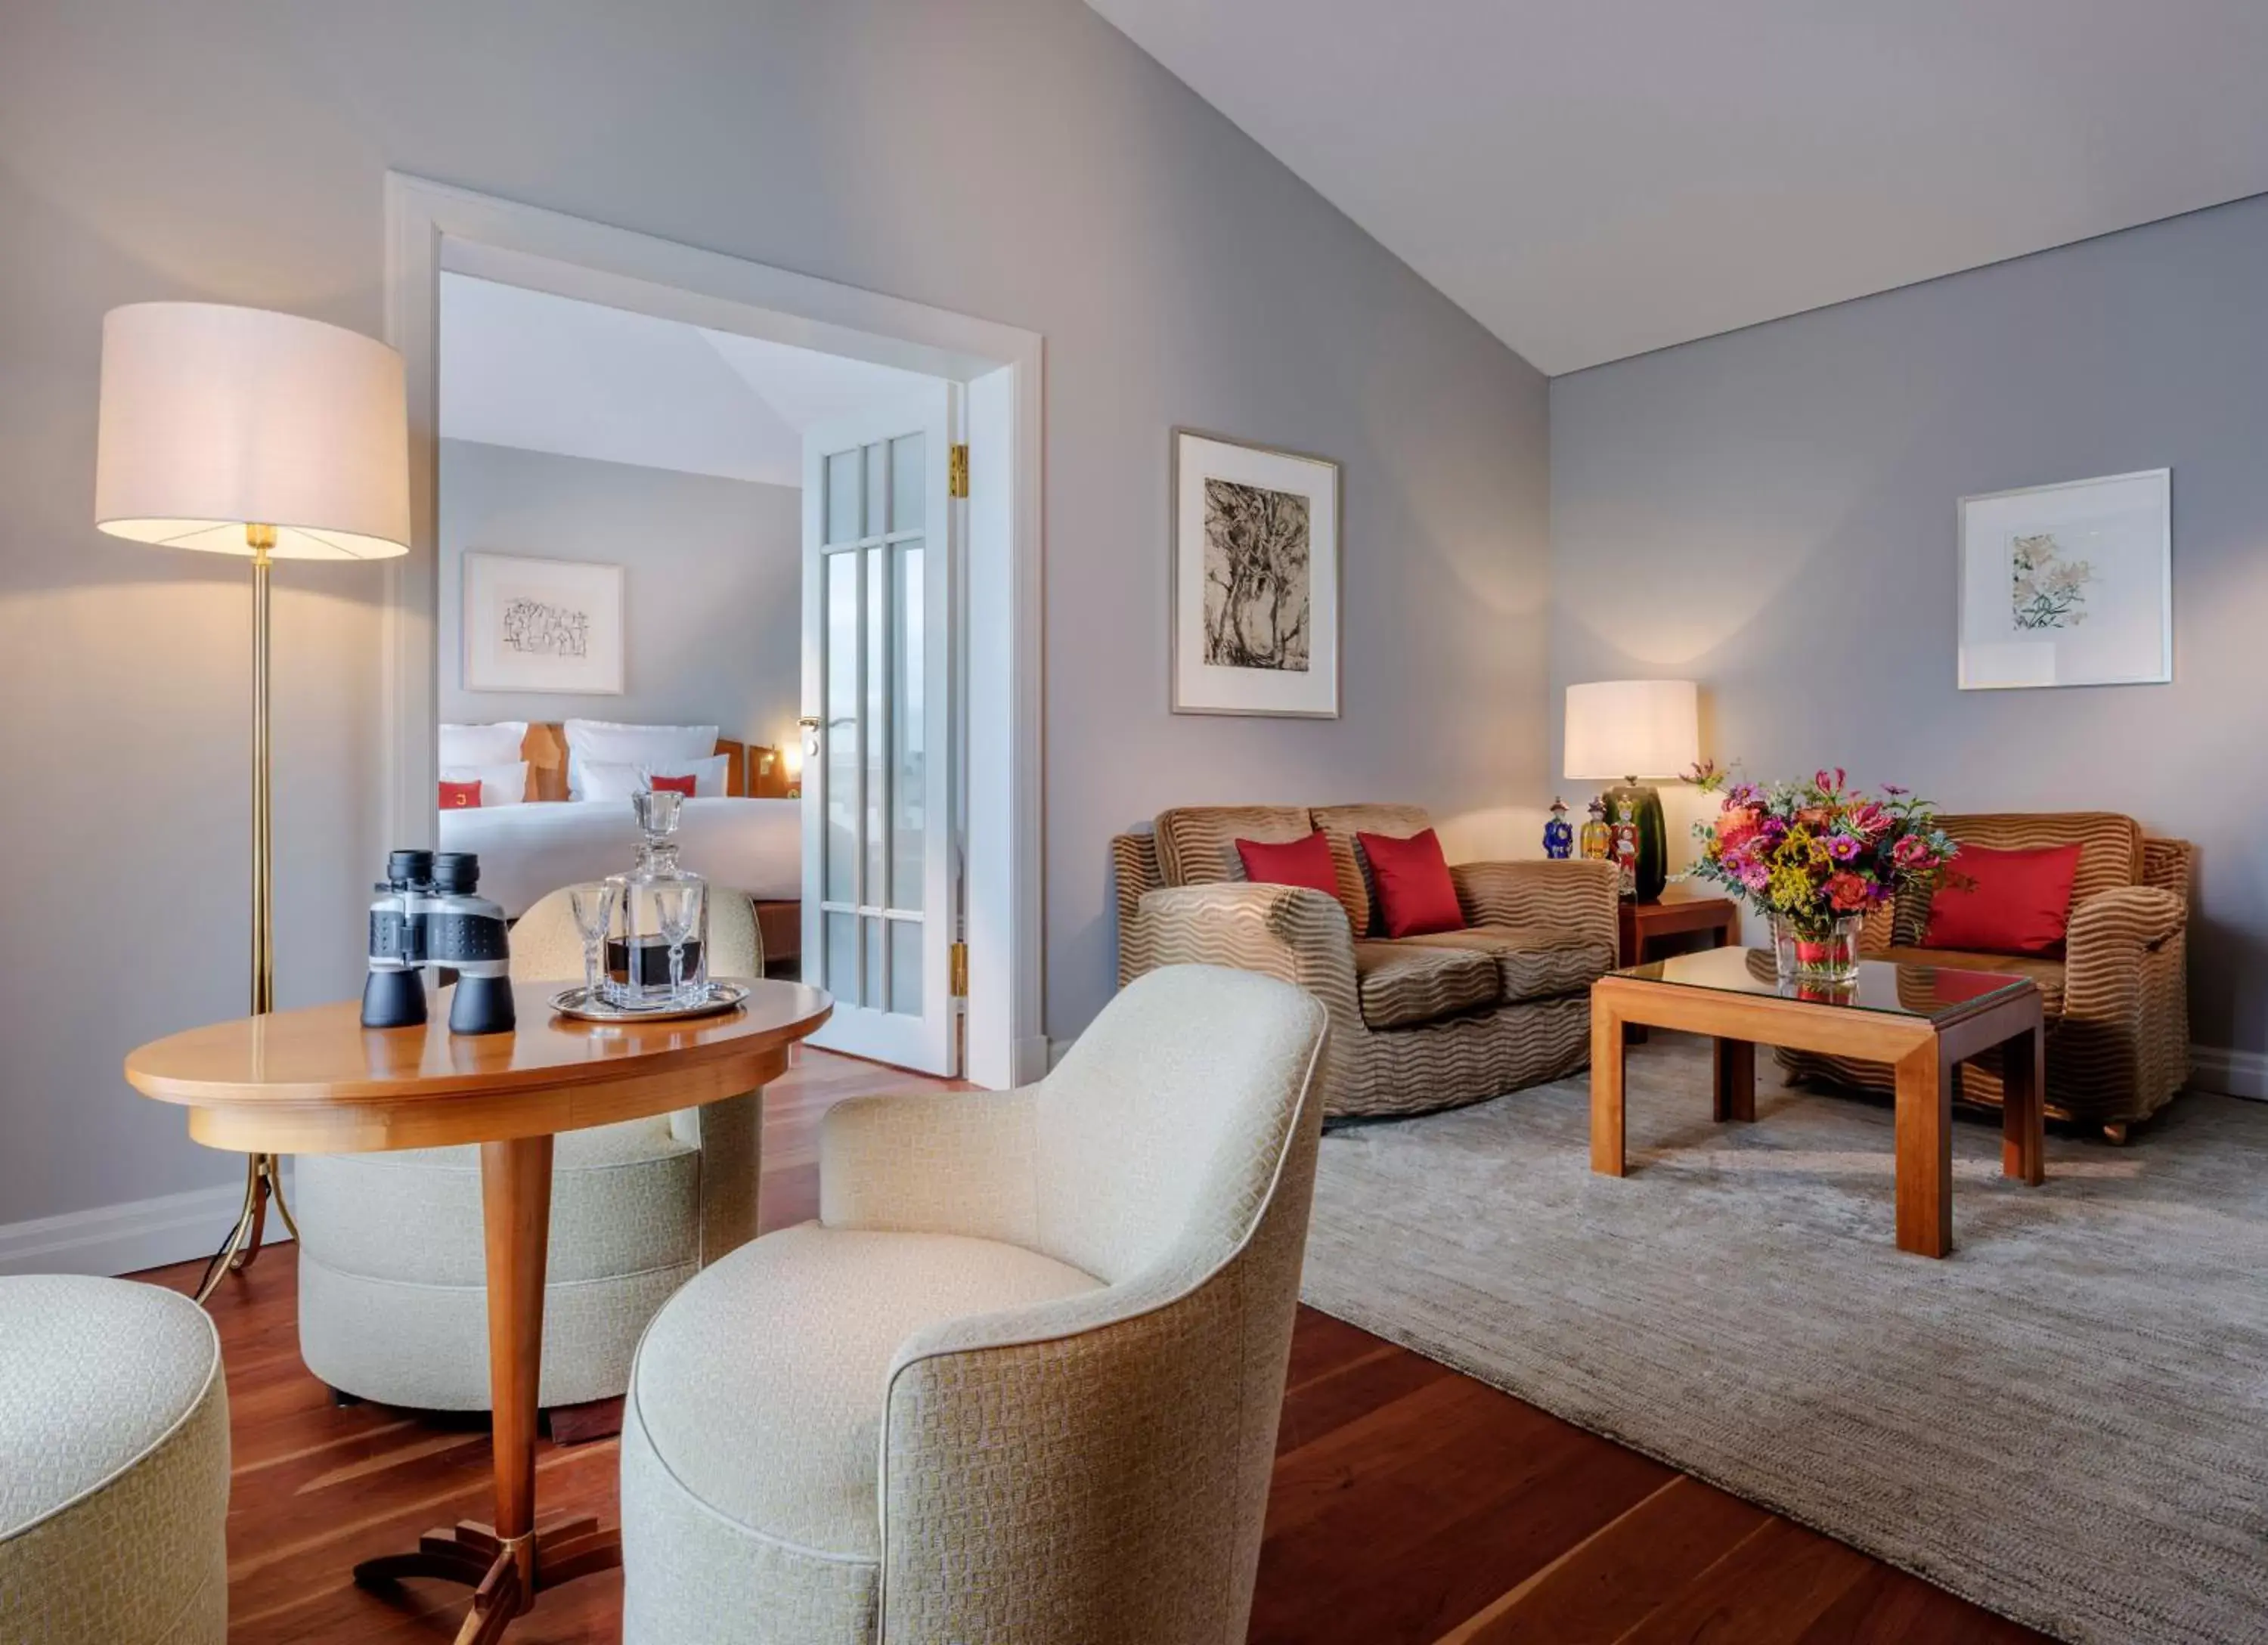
[192,530,299,1304]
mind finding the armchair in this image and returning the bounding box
[1783,812,2192,1138]
[1115,804,1618,1118]
[619,965,1330,1645]
[293,887,767,1413]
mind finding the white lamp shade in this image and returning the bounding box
[94,302,411,560]
[1563,679,1699,779]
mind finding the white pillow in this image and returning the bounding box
[578,754,730,803]
[439,761,528,807]
[439,721,528,766]
[564,720,717,798]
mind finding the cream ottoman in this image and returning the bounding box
[0,1275,230,1644]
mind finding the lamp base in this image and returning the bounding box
[1603,781,1668,903]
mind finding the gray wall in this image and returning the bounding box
[1551,194,2268,1055]
[438,440,801,745]
[0,0,1549,1236]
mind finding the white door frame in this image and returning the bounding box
[381,173,1047,1089]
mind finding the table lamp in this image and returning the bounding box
[1563,679,1699,902]
[96,302,411,1303]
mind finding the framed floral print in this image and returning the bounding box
[1957,469,2171,690]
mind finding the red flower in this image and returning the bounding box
[1891,836,1938,872]
[1826,872,1873,913]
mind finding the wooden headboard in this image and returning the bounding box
[516,723,790,802]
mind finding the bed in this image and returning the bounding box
[438,722,801,969]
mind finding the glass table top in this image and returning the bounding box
[1616,944,2037,1021]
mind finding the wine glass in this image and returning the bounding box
[653,880,705,1005]
[567,881,618,1006]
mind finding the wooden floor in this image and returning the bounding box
[138,1046,2041,1645]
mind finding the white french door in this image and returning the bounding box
[800,386,959,1073]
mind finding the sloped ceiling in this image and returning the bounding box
[1086,0,2268,373]
[439,274,937,485]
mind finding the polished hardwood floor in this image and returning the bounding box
[138,1046,2040,1644]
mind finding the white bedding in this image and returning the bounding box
[438,796,801,918]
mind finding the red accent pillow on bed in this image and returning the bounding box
[647,773,699,798]
[438,779,482,809]
[1923,842,2083,956]
[1356,828,1465,938]
[1235,830,1340,902]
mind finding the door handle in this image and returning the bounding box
[798,716,821,755]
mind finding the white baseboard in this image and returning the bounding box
[0,1174,293,1280]
[2189,1045,2268,1101]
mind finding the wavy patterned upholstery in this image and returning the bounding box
[1311,802,1433,935]
[620,965,1328,1645]
[0,1276,229,1645]
[1116,808,1618,1118]
[1782,813,2191,1133]
[1352,939,1498,1029]
[294,888,767,1410]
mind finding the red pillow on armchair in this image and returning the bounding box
[1356,828,1465,938]
[1923,842,2084,956]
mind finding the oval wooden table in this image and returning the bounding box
[126,977,832,1643]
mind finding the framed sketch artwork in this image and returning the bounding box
[1957,469,2171,690]
[1172,429,1341,717]
[463,551,625,694]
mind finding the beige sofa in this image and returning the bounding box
[1114,804,1619,1119]
[1780,811,2192,1141]
[619,964,1329,1644]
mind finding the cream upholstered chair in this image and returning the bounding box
[294,888,766,1413]
[0,1275,230,1644]
[620,963,1329,1645]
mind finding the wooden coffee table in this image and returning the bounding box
[1588,946,2045,1257]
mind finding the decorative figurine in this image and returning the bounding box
[1579,796,1613,863]
[1610,798,1641,900]
[1542,798,1575,860]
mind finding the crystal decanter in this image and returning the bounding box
[606,790,709,1007]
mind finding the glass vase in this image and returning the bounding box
[1771,912,1864,987]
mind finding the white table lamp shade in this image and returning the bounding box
[94,302,411,560]
[1564,679,1699,779]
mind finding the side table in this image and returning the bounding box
[1619,884,1739,1044]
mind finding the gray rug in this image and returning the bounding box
[1300,1036,2268,1645]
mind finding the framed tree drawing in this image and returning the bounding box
[1957,469,2170,690]
[463,551,625,694]
[1171,429,1342,717]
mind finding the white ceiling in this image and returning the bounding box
[439,274,938,486]
[1086,0,2268,374]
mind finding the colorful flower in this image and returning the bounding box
[1826,872,1873,912]
[1826,834,1862,863]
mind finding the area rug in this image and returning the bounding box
[1300,1036,2268,1645]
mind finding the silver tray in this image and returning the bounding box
[547,981,750,1024]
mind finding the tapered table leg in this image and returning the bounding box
[481,1135,553,1606]
[1712,1038,1755,1123]
[2000,1022,2046,1185]
[1590,994,1626,1176]
[1894,1043,1953,1257]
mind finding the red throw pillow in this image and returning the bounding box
[1357,828,1464,938]
[1923,842,2084,956]
[1235,830,1340,903]
[438,779,482,809]
[647,773,699,797]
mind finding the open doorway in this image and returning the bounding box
[386,175,1044,1086]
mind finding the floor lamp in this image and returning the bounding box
[95,302,411,1304]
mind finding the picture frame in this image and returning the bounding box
[462,551,625,695]
[1957,469,2171,690]
[1171,429,1342,717]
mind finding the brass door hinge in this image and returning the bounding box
[949,940,968,999]
[948,443,969,499]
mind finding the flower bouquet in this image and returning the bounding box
[1687,767,1959,984]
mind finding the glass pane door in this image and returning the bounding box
[801,387,956,1072]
